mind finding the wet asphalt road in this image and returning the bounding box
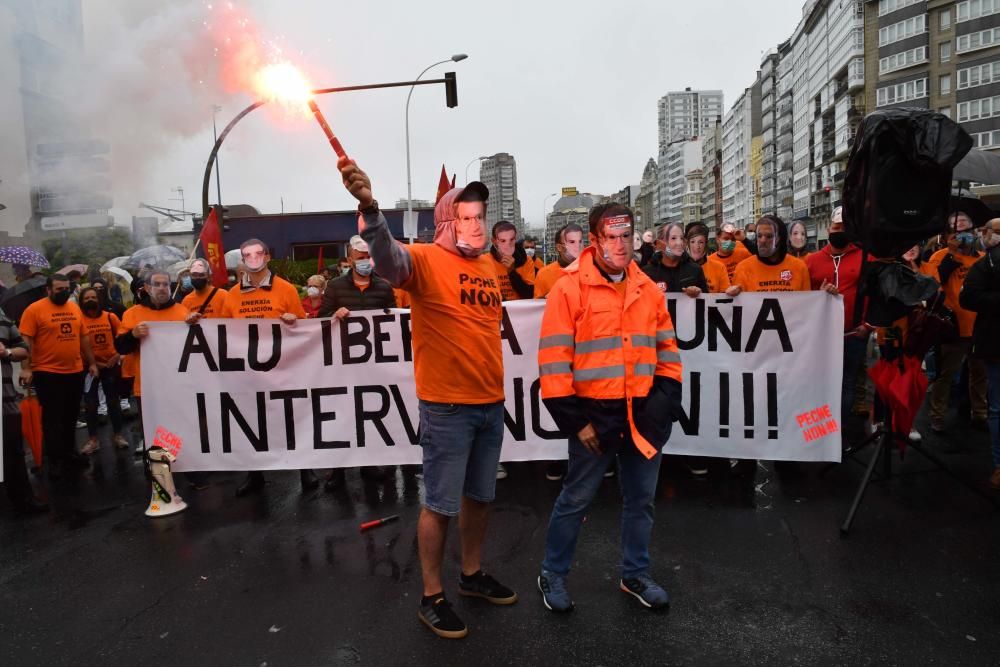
[1,409,998,666]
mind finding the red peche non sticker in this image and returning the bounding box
[153,426,183,458]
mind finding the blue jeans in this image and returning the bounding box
[842,335,869,415]
[543,431,662,579]
[986,362,1000,467]
[418,400,504,517]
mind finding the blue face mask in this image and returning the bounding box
[181,275,193,291]
[955,231,976,247]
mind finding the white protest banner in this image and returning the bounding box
[140,294,843,472]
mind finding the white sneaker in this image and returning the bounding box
[496,463,508,480]
[908,429,922,443]
[75,420,87,429]
[120,399,130,411]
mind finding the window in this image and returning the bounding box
[957,0,1000,22]
[878,0,921,16]
[941,8,952,30]
[940,106,952,118]
[958,60,1000,89]
[940,41,951,63]
[879,46,928,74]
[879,15,927,47]
[940,74,952,95]
[876,78,929,107]
[972,129,1000,148]
[957,95,1000,121]
[957,27,1000,52]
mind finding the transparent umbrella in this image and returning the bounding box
[123,245,187,272]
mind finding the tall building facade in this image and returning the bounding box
[866,0,1000,150]
[657,138,703,224]
[633,158,659,232]
[657,88,725,149]
[682,169,704,227]
[721,81,762,228]
[759,41,796,221]
[0,0,89,241]
[701,119,724,233]
[479,152,524,234]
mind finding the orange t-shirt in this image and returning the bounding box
[921,248,982,337]
[119,303,189,397]
[402,244,504,404]
[488,255,535,301]
[701,257,732,293]
[710,244,752,282]
[533,261,567,298]
[221,275,307,319]
[531,256,544,275]
[732,254,811,292]
[182,287,229,318]
[81,311,121,365]
[19,298,85,373]
[393,288,411,308]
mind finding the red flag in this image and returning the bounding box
[435,165,450,203]
[317,245,324,274]
[199,206,228,287]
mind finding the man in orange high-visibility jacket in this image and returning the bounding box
[536,203,683,613]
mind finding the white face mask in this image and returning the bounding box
[245,259,267,273]
[306,286,321,297]
[525,247,535,257]
[986,233,1000,249]
[354,259,373,277]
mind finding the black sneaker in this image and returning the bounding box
[458,570,518,604]
[418,595,468,639]
[545,461,566,481]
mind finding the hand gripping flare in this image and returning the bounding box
[144,446,188,518]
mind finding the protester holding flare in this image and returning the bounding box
[536,203,683,613]
[339,156,517,641]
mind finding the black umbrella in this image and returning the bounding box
[953,148,1000,185]
[0,276,47,323]
[950,193,996,228]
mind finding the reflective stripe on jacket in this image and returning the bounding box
[538,247,682,458]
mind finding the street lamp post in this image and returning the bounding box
[464,155,487,184]
[211,105,223,206]
[201,74,461,223]
[405,54,467,243]
[542,192,557,262]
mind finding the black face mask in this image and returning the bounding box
[191,277,209,291]
[829,231,849,249]
[82,301,101,316]
[50,291,71,306]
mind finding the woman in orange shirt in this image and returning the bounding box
[78,287,128,453]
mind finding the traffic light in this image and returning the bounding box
[444,71,458,108]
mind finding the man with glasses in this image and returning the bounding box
[536,203,684,613]
[338,157,516,640]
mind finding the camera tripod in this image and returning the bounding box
[837,414,998,535]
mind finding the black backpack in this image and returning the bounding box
[842,108,972,259]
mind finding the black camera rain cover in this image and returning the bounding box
[842,108,972,258]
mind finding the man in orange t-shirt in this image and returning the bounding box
[710,223,753,283]
[341,157,515,640]
[211,238,315,497]
[534,223,583,299]
[488,221,535,301]
[921,212,988,432]
[18,273,98,470]
[115,271,194,456]
[181,258,228,318]
[731,216,811,293]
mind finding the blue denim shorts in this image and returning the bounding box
[418,400,505,516]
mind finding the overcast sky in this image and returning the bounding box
[80,0,807,231]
